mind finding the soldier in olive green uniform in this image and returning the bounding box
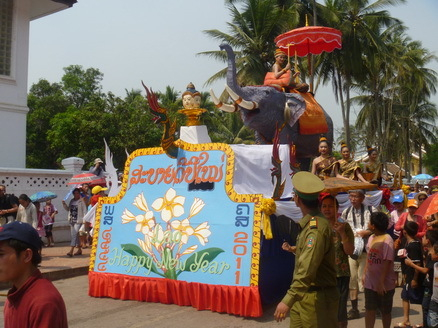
[274,171,339,328]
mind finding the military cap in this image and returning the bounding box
[292,171,325,200]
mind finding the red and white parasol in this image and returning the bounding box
[428,176,438,188]
[68,173,106,186]
[416,193,438,218]
[275,26,342,57]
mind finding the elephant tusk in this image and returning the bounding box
[209,89,239,113]
[225,85,258,110]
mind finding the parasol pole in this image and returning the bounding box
[311,3,317,93]
[294,50,299,84]
[304,14,314,93]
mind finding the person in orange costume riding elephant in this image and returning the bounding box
[264,49,309,93]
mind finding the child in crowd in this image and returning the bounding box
[363,212,396,328]
[405,230,438,328]
[428,242,438,328]
[33,202,45,252]
[42,199,57,247]
[400,221,424,328]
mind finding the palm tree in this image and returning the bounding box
[353,25,437,177]
[353,24,406,165]
[411,101,438,173]
[156,86,181,110]
[391,35,438,179]
[316,0,405,146]
[335,124,366,155]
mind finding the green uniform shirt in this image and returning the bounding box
[282,212,337,307]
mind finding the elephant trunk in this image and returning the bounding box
[220,43,245,97]
[225,85,258,110]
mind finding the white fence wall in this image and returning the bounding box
[0,157,86,242]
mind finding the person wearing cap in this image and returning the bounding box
[0,221,68,327]
[274,171,338,327]
[89,158,106,177]
[341,189,377,320]
[394,199,426,239]
[90,185,108,207]
[390,194,407,240]
[415,191,428,206]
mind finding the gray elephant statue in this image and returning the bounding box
[209,43,334,169]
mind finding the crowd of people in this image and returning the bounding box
[0,158,113,258]
[0,182,108,255]
[0,185,58,246]
[275,138,438,328]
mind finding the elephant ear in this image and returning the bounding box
[284,93,306,128]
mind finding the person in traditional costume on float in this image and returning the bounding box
[334,142,368,183]
[311,135,336,180]
[264,49,309,93]
[362,146,382,186]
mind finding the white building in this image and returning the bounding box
[0,0,76,168]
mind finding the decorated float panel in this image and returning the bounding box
[89,141,265,317]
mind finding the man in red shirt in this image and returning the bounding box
[0,221,68,328]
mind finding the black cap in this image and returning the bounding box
[0,221,41,250]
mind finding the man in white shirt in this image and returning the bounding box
[341,189,377,320]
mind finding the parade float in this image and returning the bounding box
[86,28,380,317]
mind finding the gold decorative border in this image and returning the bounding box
[90,141,263,287]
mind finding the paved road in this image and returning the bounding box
[0,275,423,328]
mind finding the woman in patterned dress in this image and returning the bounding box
[334,142,368,183]
[311,136,336,180]
[362,146,382,186]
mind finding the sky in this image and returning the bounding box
[28,0,438,135]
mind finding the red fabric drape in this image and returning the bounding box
[292,91,328,134]
[88,271,262,317]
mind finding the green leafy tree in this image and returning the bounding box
[27,79,70,168]
[61,65,104,108]
[106,89,162,169]
[423,143,438,176]
[28,68,163,169]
